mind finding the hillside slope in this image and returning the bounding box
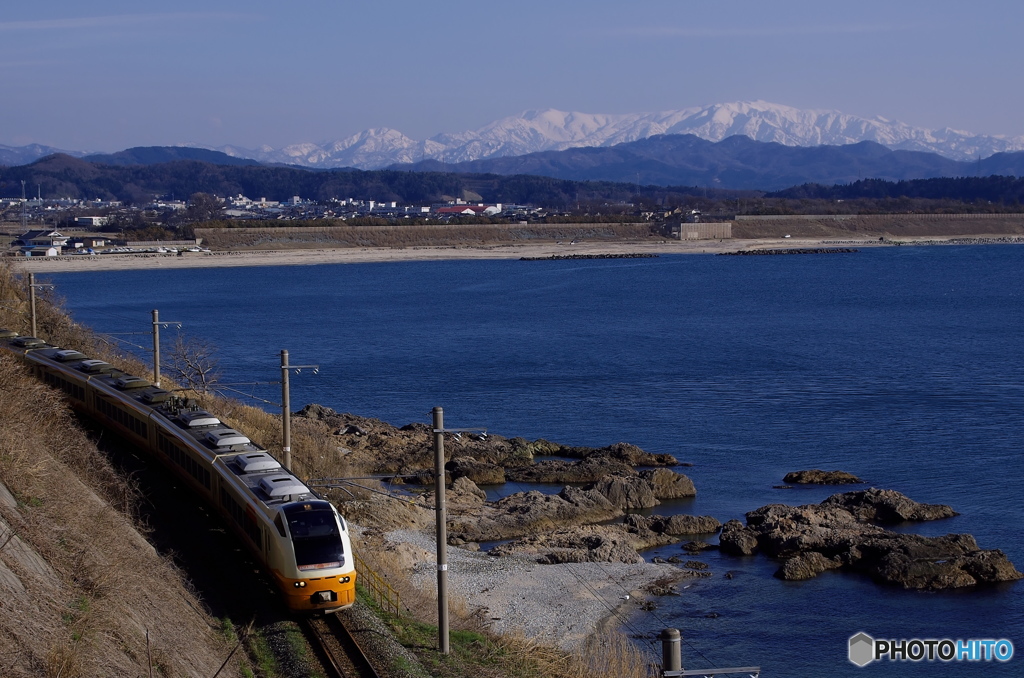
[0,353,236,677]
[0,265,238,677]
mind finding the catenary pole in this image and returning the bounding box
[281,349,291,470]
[29,273,37,338]
[152,310,161,387]
[433,406,449,654]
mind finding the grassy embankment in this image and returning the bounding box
[732,212,1024,239]
[0,264,239,676]
[0,260,653,678]
[195,222,661,251]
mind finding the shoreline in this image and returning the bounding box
[9,234,1023,273]
[381,527,683,652]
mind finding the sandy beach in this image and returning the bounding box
[5,235,942,273]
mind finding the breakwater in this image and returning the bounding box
[519,253,659,261]
[719,248,858,256]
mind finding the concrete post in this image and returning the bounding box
[433,406,449,655]
[151,310,161,387]
[661,628,681,674]
[29,273,37,338]
[281,349,291,471]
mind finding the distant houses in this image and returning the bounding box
[13,230,69,256]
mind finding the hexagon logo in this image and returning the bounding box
[849,632,875,667]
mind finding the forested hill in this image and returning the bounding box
[4,153,1024,211]
[0,153,726,207]
[770,175,1024,204]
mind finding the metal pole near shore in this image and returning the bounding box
[278,350,318,473]
[151,310,180,388]
[433,406,450,655]
[152,310,161,387]
[661,628,681,674]
[281,349,291,470]
[29,273,37,337]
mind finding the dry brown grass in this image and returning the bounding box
[493,628,655,678]
[0,261,237,677]
[0,352,236,677]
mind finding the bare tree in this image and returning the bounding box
[167,333,220,393]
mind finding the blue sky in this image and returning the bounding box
[2,1,1022,151]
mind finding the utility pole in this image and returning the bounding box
[280,350,318,471]
[27,273,53,338]
[21,181,27,231]
[428,412,485,656]
[282,349,291,470]
[151,310,181,388]
[432,406,449,655]
[29,273,37,337]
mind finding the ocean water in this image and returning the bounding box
[46,246,1023,676]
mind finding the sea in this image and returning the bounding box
[46,245,1023,676]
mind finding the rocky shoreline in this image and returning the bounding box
[519,253,659,261]
[719,489,1022,589]
[718,247,859,255]
[294,405,1021,647]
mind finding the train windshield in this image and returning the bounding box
[283,502,345,570]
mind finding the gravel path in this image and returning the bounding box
[386,528,684,651]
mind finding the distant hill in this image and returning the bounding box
[393,134,1024,191]
[1,154,709,206]
[4,152,1024,209]
[770,175,1024,203]
[0,143,88,167]
[83,146,263,167]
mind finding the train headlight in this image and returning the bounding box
[293,581,307,588]
[340,576,350,583]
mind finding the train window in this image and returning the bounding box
[274,513,287,538]
[283,502,344,570]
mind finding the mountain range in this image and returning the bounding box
[392,135,1024,191]
[4,101,1024,172]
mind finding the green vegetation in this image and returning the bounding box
[246,628,279,677]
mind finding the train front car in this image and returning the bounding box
[274,499,356,613]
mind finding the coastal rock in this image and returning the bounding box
[488,523,676,564]
[561,441,677,466]
[640,468,697,499]
[446,457,506,486]
[783,470,864,485]
[447,477,486,505]
[853,533,1023,589]
[725,491,1022,589]
[682,541,715,552]
[744,503,883,556]
[776,552,843,580]
[506,457,634,484]
[719,520,760,555]
[296,403,338,420]
[630,514,721,535]
[446,486,621,543]
[508,437,563,462]
[589,474,658,509]
[820,488,958,523]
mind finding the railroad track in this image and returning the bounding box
[304,613,382,678]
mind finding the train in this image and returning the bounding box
[0,329,356,614]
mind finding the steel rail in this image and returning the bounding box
[304,614,381,678]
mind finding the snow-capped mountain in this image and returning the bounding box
[211,101,1024,169]
[6,102,1023,170]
